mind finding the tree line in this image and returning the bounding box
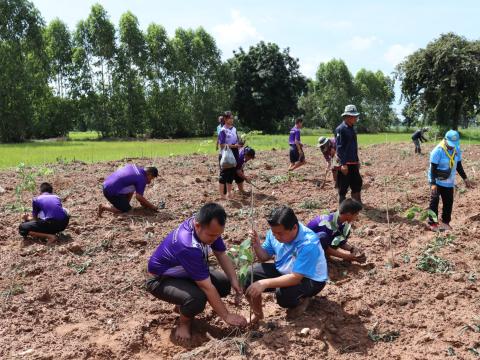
[2,1,477,143]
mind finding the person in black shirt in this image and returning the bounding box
[335,105,363,205]
[412,127,428,154]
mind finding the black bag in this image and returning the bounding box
[436,168,452,180]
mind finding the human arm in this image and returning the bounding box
[456,161,473,187]
[250,230,273,262]
[195,277,247,326]
[135,193,158,211]
[327,246,366,263]
[245,272,303,298]
[214,250,243,296]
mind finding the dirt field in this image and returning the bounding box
[1,143,479,360]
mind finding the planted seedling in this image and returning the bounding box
[299,199,322,210]
[368,325,400,342]
[68,260,92,274]
[228,238,255,286]
[404,205,438,222]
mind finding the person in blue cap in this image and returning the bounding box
[428,130,473,231]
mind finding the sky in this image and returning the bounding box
[32,0,480,114]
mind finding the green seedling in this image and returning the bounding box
[446,347,456,356]
[269,175,288,185]
[228,238,255,286]
[368,327,400,342]
[319,211,351,247]
[68,260,92,274]
[416,252,452,274]
[404,205,438,222]
[299,200,322,210]
[1,284,25,298]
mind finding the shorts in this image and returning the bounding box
[219,168,244,184]
[19,217,70,237]
[289,145,305,164]
[103,188,132,212]
[337,164,363,195]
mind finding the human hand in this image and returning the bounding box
[249,230,260,247]
[341,165,349,175]
[464,179,474,188]
[245,281,265,298]
[224,313,247,327]
[431,184,438,195]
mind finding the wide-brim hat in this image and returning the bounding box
[317,136,329,148]
[341,104,360,117]
[444,129,460,147]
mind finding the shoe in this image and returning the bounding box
[286,297,311,320]
[439,223,452,231]
[428,223,440,232]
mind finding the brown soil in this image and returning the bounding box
[1,143,479,360]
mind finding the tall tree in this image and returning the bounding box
[397,33,480,130]
[231,41,306,133]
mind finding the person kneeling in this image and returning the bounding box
[146,203,247,340]
[19,182,70,244]
[307,198,366,263]
[245,206,328,323]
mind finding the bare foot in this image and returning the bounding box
[286,297,311,320]
[46,235,58,245]
[97,204,104,218]
[174,317,192,341]
[249,312,264,326]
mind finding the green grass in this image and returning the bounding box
[0,129,479,169]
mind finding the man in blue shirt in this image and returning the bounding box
[335,104,363,204]
[428,130,472,231]
[245,206,328,322]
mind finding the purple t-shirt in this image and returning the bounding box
[103,164,147,197]
[218,126,238,145]
[289,126,301,145]
[148,218,227,281]
[32,193,68,221]
[307,213,347,250]
[236,148,246,170]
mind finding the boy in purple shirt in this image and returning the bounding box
[318,136,340,187]
[19,182,70,244]
[234,146,256,195]
[307,199,366,263]
[98,164,159,217]
[146,203,247,340]
[288,118,306,171]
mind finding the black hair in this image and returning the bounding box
[295,118,303,124]
[224,111,233,119]
[146,167,159,178]
[195,202,227,227]
[267,206,298,230]
[339,198,363,215]
[40,182,53,194]
[244,146,256,159]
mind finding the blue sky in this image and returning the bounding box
[33,0,479,113]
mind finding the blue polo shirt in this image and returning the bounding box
[335,121,359,165]
[261,223,328,282]
[428,144,462,188]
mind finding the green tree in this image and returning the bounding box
[231,41,306,133]
[354,69,395,132]
[397,33,480,130]
[0,0,49,142]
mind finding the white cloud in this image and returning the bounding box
[384,43,417,66]
[299,54,334,79]
[213,10,261,51]
[348,36,379,51]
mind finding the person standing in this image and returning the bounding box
[218,111,242,199]
[335,104,363,204]
[215,115,225,151]
[428,130,472,231]
[412,127,429,154]
[288,118,306,171]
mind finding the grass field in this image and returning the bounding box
[0,129,479,169]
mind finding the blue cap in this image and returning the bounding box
[444,130,460,147]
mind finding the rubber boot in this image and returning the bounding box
[351,192,362,205]
[339,194,346,205]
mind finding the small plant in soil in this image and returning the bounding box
[269,175,288,185]
[299,199,322,209]
[228,238,254,286]
[68,260,92,274]
[404,205,438,222]
[1,284,25,298]
[368,326,400,342]
[416,253,452,274]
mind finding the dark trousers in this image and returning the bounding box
[145,268,231,318]
[337,164,363,203]
[244,263,326,309]
[19,217,69,237]
[429,185,454,224]
[413,139,421,153]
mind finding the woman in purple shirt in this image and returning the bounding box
[19,182,70,244]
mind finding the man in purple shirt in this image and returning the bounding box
[233,146,256,195]
[307,199,366,263]
[146,203,247,340]
[288,118,306,171]
[98,164,159,217]
[19,182,70,244]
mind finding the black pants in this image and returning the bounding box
[429,185,454,224]
[19,217,69,237]
[244,263,326,309]
[337,164,363,203]
[145,268,231,318]
[413,139,421,153]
